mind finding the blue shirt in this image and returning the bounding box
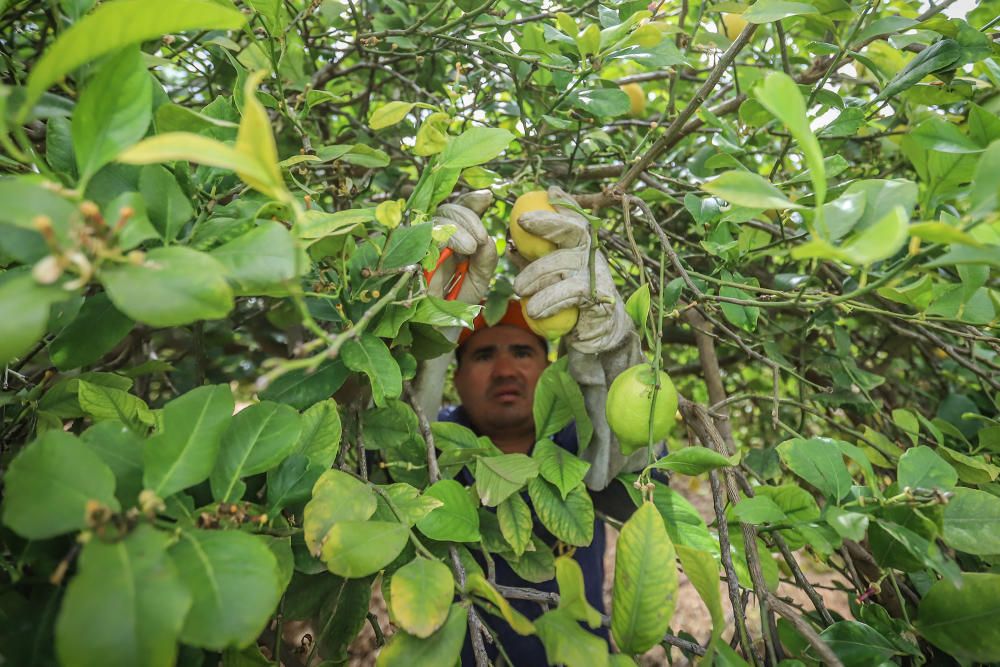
[437,406,608,665]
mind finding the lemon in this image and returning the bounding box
[721,13,748,41]
[619,83,646,117]
[521,297,579,340]
[510,190,557,261]
[606,364,678,454]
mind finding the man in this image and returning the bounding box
[414,187,647,664]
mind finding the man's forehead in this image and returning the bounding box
[462,325,545,353]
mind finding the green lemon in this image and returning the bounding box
[606,364,678,454]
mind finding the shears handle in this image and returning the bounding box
[423,247,469,301]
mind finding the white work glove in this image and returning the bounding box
[413,190,498,422]
[427,190,497,308]
[512,186,648,490]
[512,186,632,356]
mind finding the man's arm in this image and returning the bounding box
[411,191,498,421]
[513,187,651,491]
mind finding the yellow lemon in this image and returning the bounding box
[606,364,678,454]
[619,83,646,117]
[721,13,748,41]
[510,190,557,261]
[521,297,579,340]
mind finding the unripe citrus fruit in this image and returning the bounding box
[510,190,557,261]
[721,13,748,41]
[606,364,678,454]
[619,83,646,117]
[521,297,579,340]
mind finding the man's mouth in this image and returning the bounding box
[491,385,523,402]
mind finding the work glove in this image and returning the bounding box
[413,190,498,422]
[512,186,649,490]
[427,190,497,308]
[512,186,632,356]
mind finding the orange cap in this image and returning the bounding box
[458,299,533,346]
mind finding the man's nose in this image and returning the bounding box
[491,353,518,379]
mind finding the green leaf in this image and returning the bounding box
[838,205,910,265]
[909,221,980,246]
[572,88,632,118]
[466,572,536,635]
[364,399,419,450]
[266,454,322,514]
[389,557,454,638]
[743,0,817,22]
[143,385,234,499]
[312,575,373,661]
[942,487,1000,556]
[970,140,1000,216]
[754,72,825,207]
[295,208,373,240]
[210,401,302,502]
[259,360,349,410]
[21,0,246,118]
[533,358,593,449]
[49,292,134,370]
[72,46,151,183]
[527,477,593,547]
[341,333,402,407]
[817,621,897,666]
[897,445,957,491]
[874,38,963,103]
[650,447,734,475]
[825,506,870,542]
[55,525,190,667]
[170,529,281,650]
[475,453,539,507]
[0,273,73,366]
[703,170,800,209]
[375,603,468,667]
[624,283,651,335]
[80,420,144,507]
[917,573,1000,663]
[369,101,417,130]
[293,398,342,467]
[321,520,410,577]
[410,296,481,329]
[439,127,515,169]
[137,165,193,243]
[730,496,788,524]
[533,438,591,499]
[416,479,481,542]
[381,222,433,270]
[776,437,853,501]
[383,483,444,525]
[303,469,377,554]
[77,380,154,429]
[676,545,723,643]
[101,246,234,327]
[622,477,718,554]
[118,132,274,190]
[497,492,533,557]
[536,608,610,667]
[2,431,119,539]
[555,556,601,628]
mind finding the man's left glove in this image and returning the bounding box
[512,186,632,356]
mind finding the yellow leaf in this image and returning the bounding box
[235,70,288,201]
[118,132,273,188]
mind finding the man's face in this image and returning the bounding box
[454,325,548,443]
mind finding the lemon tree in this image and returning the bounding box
[1,0,1000,665]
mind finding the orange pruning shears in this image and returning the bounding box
[423,247,469,301]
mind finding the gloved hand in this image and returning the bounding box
[413,190,497,422]
[427,190,497,307]
[512,186,632,356]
